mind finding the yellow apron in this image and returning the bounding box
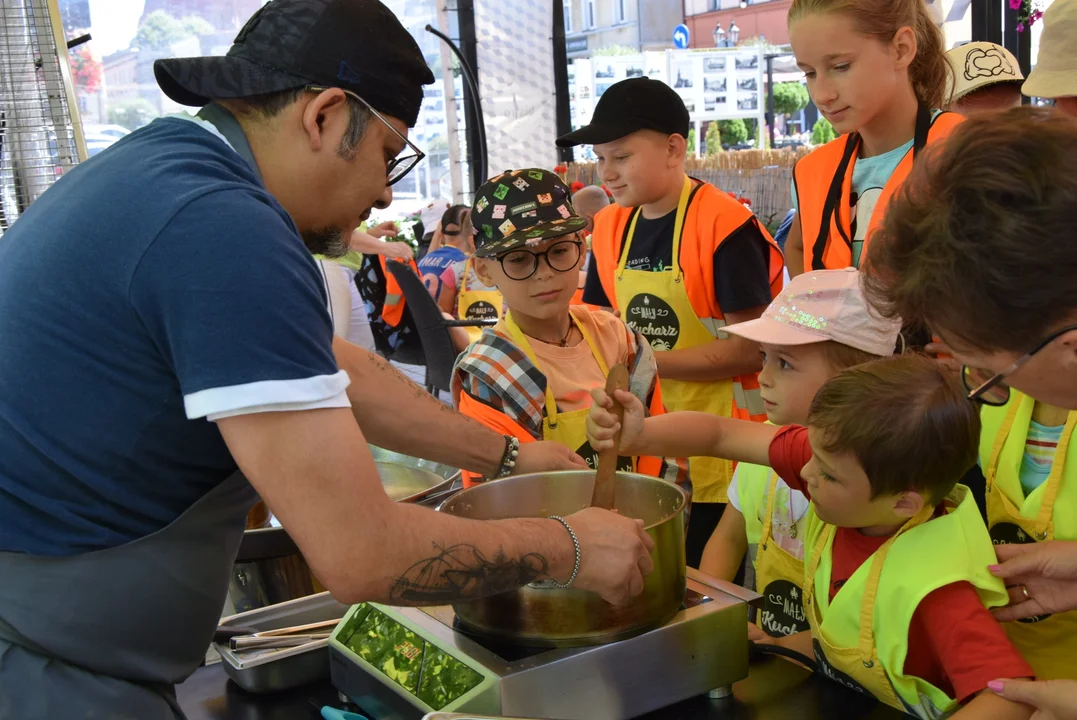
[803,487,1008,719]
[983,397,1077,679]
[612,177,734,503]
[755,470,809,637]
[805,506,933,713]
[457,257,504,344]
[502,310,633,472]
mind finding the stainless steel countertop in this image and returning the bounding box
[177,655,906,720]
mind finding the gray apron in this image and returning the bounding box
[0,106,265,718]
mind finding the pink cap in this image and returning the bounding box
[725,268,901,356]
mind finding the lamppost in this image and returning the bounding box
[713,20,739,47]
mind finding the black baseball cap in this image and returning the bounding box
[471,169,588,258]
[154,0,435,127]
[556,77,690,148]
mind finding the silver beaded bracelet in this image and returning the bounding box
[545,515,581,589]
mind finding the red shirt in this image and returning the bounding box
[768,426,1034,702]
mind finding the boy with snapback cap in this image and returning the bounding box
[452,168,689,491]
[557,77,785,567]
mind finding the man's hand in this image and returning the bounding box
[561,507,655,605]
[367,220,399,239]
[587,388,646,454]
[990,678,1077,720]
[512,441,588,475]
[990,541,1077,621]
[380,241,414,260]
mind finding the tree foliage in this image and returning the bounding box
[811,117,836,145]
[772,82,809,116]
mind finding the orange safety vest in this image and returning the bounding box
[793,109,963,273]
[590,182,784,423]
[379,256,420,328]
[457,372,676,488]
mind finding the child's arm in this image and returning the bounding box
[587,388,777,465]
[699,506,748,582]
[950,692,1032,720]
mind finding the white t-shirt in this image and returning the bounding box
[728,466,809,562]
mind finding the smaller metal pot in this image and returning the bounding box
[227,450,461,614]
[441,471,687,647]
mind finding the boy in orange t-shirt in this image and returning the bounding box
[452,168,689,491]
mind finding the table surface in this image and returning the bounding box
[177,655,907,720]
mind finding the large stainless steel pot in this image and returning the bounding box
[440,470,687,647]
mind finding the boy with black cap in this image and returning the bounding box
[453,169,689,492]
[558,78,785,566]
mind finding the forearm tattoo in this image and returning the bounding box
[389,543,548,605]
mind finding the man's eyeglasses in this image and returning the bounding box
[498,239,582,281]
[963,324,1077,406]
[306,85,425,186]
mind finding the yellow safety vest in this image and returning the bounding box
[979,392,1077,679]
[737,459,808,637]
[803,486,1008,719]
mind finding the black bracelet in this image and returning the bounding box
[494,435,520,478]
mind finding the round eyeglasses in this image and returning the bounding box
[498,239,583,281]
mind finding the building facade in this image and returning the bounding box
[564,0,682,59]
[684,0,792,48]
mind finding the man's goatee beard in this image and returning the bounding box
[302,227,350,258]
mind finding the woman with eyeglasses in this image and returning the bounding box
[452,169,691,495]
[865,107,1077,709]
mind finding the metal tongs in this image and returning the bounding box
[225,617,342,652]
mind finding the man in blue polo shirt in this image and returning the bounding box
[0,1,655,713]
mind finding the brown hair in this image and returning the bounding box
[863,107,1077,354]
[788,0,951,110]
[808,354,979,502]
[819,340,883,373]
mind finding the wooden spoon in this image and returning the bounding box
[591,363,630,510]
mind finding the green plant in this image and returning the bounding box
[717,119,748,146]
[686,128,697,156]
[181,15,214,37]
[705,121,723,156]
[107,99,157,130]
[737,36,790,54]
[811,117,836,145]
[134,11,212,51]
[772,82,809,117]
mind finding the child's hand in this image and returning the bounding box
[747,622,774,645]
[587,388,646,455]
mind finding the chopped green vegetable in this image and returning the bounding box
[417,645,484,709]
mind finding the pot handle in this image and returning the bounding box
[689,568,765,609]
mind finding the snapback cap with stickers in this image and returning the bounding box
[471,168,588,258]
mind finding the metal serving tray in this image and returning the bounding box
[215,591,348,693]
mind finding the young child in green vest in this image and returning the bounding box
[978,390,1077,681]
[698,268,896,639]
[587,354,1035,719]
